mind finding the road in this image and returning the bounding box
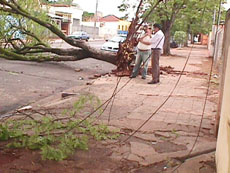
[0,40,115,116]
[51,39,106,49]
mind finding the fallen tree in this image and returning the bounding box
[0,0,163,71]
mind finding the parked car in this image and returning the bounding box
[67,31,90,41]
[101,36,126,52]
[170,40,178,48]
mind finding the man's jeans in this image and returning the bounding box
[132,49,151,78]
[151,49,161,82]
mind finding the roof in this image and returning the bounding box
[99,15,120,22]
[42,4,71,7]
[48,13,63,19]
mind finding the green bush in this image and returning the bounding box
[0,94,119,161]
[174,31,187,47]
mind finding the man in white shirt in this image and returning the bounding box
[139,23,165,84]
[130,25,152,79]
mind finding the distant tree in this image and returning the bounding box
[119,0,220,55]
[171,0,222,45]
[41,0,73,5]
[82,11,95,22]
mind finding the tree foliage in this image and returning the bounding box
[0,0,51,50]
[82,11,94,22]
[0,94,119,161]
[41,0,73,5]
[172,0,222,36]
[0,0,117,65]
[119,0,222,55]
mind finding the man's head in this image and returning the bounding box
[143,25,148,32]
[143,25,151,34]
[153,23,161,33]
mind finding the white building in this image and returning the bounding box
[43,4,83,35]
[82,15,130,39]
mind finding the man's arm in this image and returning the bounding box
[139,35,151,45]
[150,32,164,46]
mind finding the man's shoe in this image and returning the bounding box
[148,81,159,84]
[142,76,146,79]
[129,75,136,78]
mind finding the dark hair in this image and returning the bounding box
[153,23,161,30]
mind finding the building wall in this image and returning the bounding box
[81,21,118,39]
[72,25,99,38]
[102,22,119,38]
[216,9,230,173]
[81,19,130,39]
[81,22,100,27]
[118,20,131,31]
[201,34,208,45]
[44,5,83,34]
[208,25,225,63]
[214,26,224,62]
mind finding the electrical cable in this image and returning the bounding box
[122,44,194,143]
[172,0,221,171]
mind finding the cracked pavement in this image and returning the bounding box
[0,44,217,172]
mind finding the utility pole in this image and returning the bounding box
[93,0,98,39]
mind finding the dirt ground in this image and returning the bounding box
[0,45,218,173]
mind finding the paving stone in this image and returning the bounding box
[130,142,157,158]
[133,133,158,142]
[176,153,215,173]
[126,153,145,164]
[154,131,171,138]
[144,153,172,165]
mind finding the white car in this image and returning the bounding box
[101,36,126,52]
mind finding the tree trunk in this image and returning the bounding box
[162,20,172,55]
[163,28,171,55]
[191,32,194,44]
[185,24,190,47]
[0,47,117,65]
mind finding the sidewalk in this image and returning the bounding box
[84,45,217,172]
[0,45,218,172]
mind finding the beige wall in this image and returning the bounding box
[208,25,225,62]
[216,9,230,173]
[216,46,230,173]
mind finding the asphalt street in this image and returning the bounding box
[0,40,115,116]
[51,39,106,49]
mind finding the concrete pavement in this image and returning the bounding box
[25,45,217,172]
[2,45,217,173]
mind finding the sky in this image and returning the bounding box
[74,0,230,18]
[224,0,230,9]
[74,0,126,17]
